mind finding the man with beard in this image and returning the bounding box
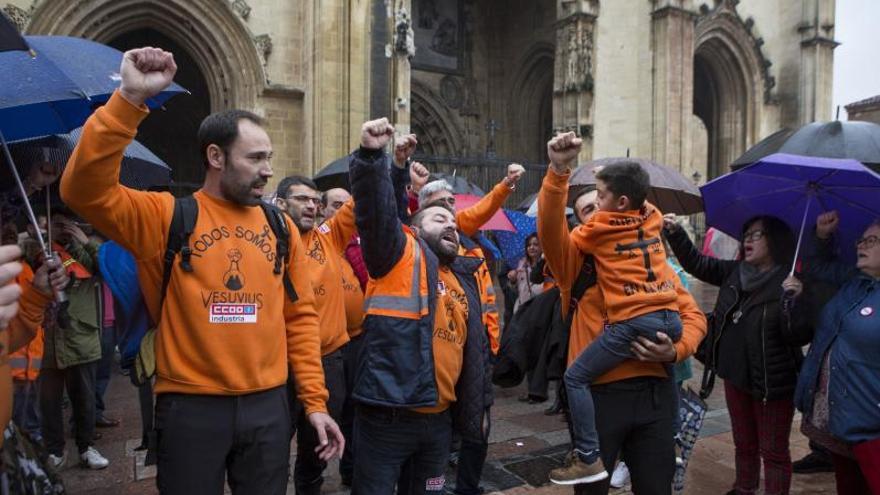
[349,118,492,494]
[60,47,342,494]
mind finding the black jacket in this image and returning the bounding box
[666,228,812,400]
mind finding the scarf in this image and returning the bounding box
[738,262,781,292]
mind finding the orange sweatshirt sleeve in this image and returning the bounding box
[456,180,512,237]
[537,167,582,317]
[59,91,173,263]
[324,198,358,255]
[7,271,50,352]
[672,281,708,363]
[283,216,329,415]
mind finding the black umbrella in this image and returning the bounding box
[0,12,28,53]
[732,121,880,172]
[569,157,703,215]
[313,155,352,191]
[429,172,485,196]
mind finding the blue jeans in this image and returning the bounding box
[564,309,682,462]
[353,405,452,495]
[12,379,41,439]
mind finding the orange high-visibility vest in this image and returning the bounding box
[54,242,92,280]
[9,327,44,382]
[364,228,429,320]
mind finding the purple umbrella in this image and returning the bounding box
[701,153,880,267]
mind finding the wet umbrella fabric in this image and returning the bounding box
[0,36,187,142]
[314,155,352,191]
[493,209,537,268]
[731,121,880,173]
[430,172,485,197]
[569,157,703,215]
[701,153,880,265]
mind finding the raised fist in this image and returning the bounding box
[547,132,582,172]
[410,161,430,194]
[360,118,395,151]
[119,47,178,107]
[816,210,839,240]
[394,134,418,168]
[505,163,525,188]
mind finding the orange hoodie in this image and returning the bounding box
[569,199,678,323]
[538,167,706,385]
[300,201,356,355]
[60,91,328,414]
[1,265,51,447]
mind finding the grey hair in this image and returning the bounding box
[418,179,454,206]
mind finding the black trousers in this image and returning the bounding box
[573,376,677,495]
[452,434,489,495]
[291,347,346,495]
[353,405,452,495]
[155,385,291,495]
[40,361,98,456]
[339,334,364,481]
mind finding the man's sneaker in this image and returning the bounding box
[549,454,608,485]
[610,461,630,488]
[79,447,110,470]
[792,451,834,474]
[48,452,66,469]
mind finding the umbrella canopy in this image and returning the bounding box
[454,194,515,232]
[522,196,574,218]
[701,153,880,264]
[569,157,703,215]
[431,172,485,197]
[0,12,28,53]
[5,127,171,190]
[493,209,537,267]
[313,154,352,191]
[0,36,188,142]
[732,121,880,173]
[516,192,537,212]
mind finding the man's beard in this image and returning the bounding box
[221,174,264,206]
[422,229,458,266]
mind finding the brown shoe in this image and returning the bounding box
[550,454,608,485]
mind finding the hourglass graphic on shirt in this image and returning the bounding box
[223,249,245,291]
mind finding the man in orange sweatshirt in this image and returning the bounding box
[60,47,341,495]
[538,132,707,494]
[275,171,363,494]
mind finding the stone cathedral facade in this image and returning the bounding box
[4,0,836,194]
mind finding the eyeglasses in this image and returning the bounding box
[856,235,880,249]
[288,195,321,205]
[743,230,766,242]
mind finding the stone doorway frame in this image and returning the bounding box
[25,0,267,112]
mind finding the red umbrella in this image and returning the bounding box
[454,194,516,232]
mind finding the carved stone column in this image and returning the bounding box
[553,0,598,164]
[390,0,414,135]
[798,0,837,123]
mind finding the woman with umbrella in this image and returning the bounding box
[795,211,880,495]
[663,214,813,495]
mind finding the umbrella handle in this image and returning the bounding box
[0,130,49,256]
[789,194,813,279]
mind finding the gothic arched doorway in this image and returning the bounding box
[108,29,211,189]
[509,45,555,163]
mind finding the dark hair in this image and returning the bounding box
[524,232,540,263]
[741,215,795,267]
[275,175,318,199]
[410,200,456,228]
[198,110,264,169]
[594,161,650,208]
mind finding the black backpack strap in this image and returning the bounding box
[569,256,597,315]
[259,202,298,303]
[161,196,198,309]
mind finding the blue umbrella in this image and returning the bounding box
[701,153,880,266]
[0,36,187,142]
[493,209,537,267]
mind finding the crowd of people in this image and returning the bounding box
[0,45,878,495]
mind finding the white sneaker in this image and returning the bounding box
[79,447,109,470]
[610,461,630,488]
[48,452,66,469]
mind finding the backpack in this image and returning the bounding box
[132,196,298,385]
